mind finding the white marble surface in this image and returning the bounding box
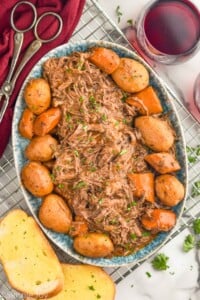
[98,1,200,299]
[100,0,200,122]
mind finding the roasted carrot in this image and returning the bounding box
[33,107,61,136]
[141,208,176,232]
[18,108,35,139]
[89,47,120,74]
[145,152,181,174]
[128,172,155,203]
[126,86,163,115]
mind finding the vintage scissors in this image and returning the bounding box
[0,1,63,123]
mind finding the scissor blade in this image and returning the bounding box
[0,94,9,123]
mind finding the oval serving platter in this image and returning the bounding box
[12,40,188,267]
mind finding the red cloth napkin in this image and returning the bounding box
[0,0,85,158]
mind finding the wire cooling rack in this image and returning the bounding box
[1,0,200,299]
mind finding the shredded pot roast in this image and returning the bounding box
[43,52,160,256]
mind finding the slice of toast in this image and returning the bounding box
[0,209,64,298]
[25,264,116,300]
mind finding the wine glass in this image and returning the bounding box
[136,0,200,64]
[194,73,200,112]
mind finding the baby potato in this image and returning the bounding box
[39,194,72,233]
[21,161,54,197]
[25,135,58,162]
[73,232,114,258]
[18,108,35,139]
[89,47,120,74]
[33,107,61,136]
[135,116,175,152]
[141,208,176,232]
[111,58,149,93]
[155,174,185,206]
[24,78,51,115]
[145,152,181,174]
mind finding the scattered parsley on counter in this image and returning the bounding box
[127,19,133,26]
[183,234,195,252]
[115,5,123,23]
[151,253,169,271]
[186,145,200,164]
[193,218,200,234]
[191,181,200,197]
[146,271,152,278]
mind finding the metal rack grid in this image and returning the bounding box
[1,0,200,298]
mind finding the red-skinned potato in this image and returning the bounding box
[73,233,114,258]
[155,174,185,206]
[135,116,175,152]
[33,107,62,136]
[21,161,54,197]
[25,135,58,162]
[111,58,149,93]
[39,194,72,233]
[24,78,51,115]
[18,108,35,139]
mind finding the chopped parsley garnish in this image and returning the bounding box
[89,165,97,172]
[88,285,95,291]
[98,198,103,205]
[65,112,72,122]
[101,114,107,121]
[77,60,85,70]
[142,231,151,237]
[66,68,72,73]
[183,234,195,252]
[192,181,200,197]
[79,96,84,103]
[127,19,133,26]
[73,181,87,190]
[89,95,98,109]
[130,233,137,240]
[114,120,120,127]
[115,5,123,23]
[82,124,88,131]
[119,149,127,156]
[58,183,64,189]
[127,201,137,211]
[151,253,169,270]
[50,173,55,182]
[74,150,79,157]
[193,218,200,234]
[96,294,101,299]
[146,271,152,278]
[121,92,128,102]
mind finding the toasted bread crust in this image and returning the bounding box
[0,209,64,298]
[25,263,116,300]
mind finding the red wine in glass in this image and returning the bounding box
[136,0,200,64]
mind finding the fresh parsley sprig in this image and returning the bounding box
[115,5,123,23]
[186,145,200,164]
[183,234,195,252]
[193,218,200,234]
[151,253,169,271]
[192,181,200,197]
